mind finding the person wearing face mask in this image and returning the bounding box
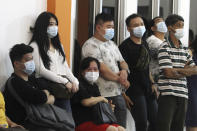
[71,57,125,131]
[29,12,79,112]
[146,16,168,85]
[82,13,130,128]
[119,14,158,131]
[156,14,197,131]
[3,44,57,131]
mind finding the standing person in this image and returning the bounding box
[146,16,168,84]
[82,13,131,128]
[72,57,125,131]
[119,14,158,131]
[29,12,79,112]
[186,36,197,131]
[156,14,197,131]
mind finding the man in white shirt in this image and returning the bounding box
[82,13,132,128]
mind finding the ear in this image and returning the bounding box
[81,71,85,77]
[168,26,173,32]
[151,26,156,32]
[127,26,131,32]
[96,24,101,32]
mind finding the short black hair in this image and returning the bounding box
[95,13,114,27]
[149,16,163,28]
[9,43,33,67]
[165,14,184,27]
[80,57,100,74]
[126,14,142,27]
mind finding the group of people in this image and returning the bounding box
[0,11,197,131]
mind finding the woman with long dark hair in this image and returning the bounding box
[29,12,79,112]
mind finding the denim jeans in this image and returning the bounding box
[106,95,127,128]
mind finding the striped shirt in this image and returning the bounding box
[158,40,195,98]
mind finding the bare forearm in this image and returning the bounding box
[176,66,197,76]
[81,96,105,107]
[163,68,185,79]
[119,61,129,71]
[100,63,119,82]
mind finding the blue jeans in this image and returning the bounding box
[106,95,127,128]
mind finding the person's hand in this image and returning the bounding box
[122,93,133,110]
[65,82,72,92]
[99,96,108,103]
[47,95,55,104]
[43,90,50,97]
[9,122,25,129]
[118,70,128,83]
[123,80,130,89]
[72,83,79,93]
[109,100,115,112]
[152,84,159,99]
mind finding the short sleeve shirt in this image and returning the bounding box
[82,37,125,97]
[158,40,195,98]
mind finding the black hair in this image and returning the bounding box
[189,29,194,43]
[95,13,114,28]
[148,16,164,36]
[165,14,184,27]
[80,57,100,75]
[9,43,33,67]
[29,11,65,69]
[191,35,197,54]
[125,14,141,27]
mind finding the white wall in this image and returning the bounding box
[175,0,190,46]
[190,0,197,36]
[103,0,116,7]
[0,0,47,89]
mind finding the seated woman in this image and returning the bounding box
[0,92,26,131]
[71,57,125,131]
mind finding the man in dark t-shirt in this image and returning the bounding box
[119,14,158,131]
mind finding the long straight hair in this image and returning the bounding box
[29,12,65,69]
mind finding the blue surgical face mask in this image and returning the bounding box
[133,26,146,38]
[156,22,168,33]
[85,71,99,83]
[104,28,114,40]
[174,28,184,40]
[47,26,58,38]
[23,60,35,75]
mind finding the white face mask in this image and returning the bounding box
[47,26,58,38]
[104,28,114,40]
[174,28,184,40]
[85,72,99,83]
[23,60,35,75]
[133,26,146,38]
[156,22,167,33]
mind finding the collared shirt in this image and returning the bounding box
[82,37,125,97]
[158,39,195,98]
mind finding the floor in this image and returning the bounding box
[125,109,186,131]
